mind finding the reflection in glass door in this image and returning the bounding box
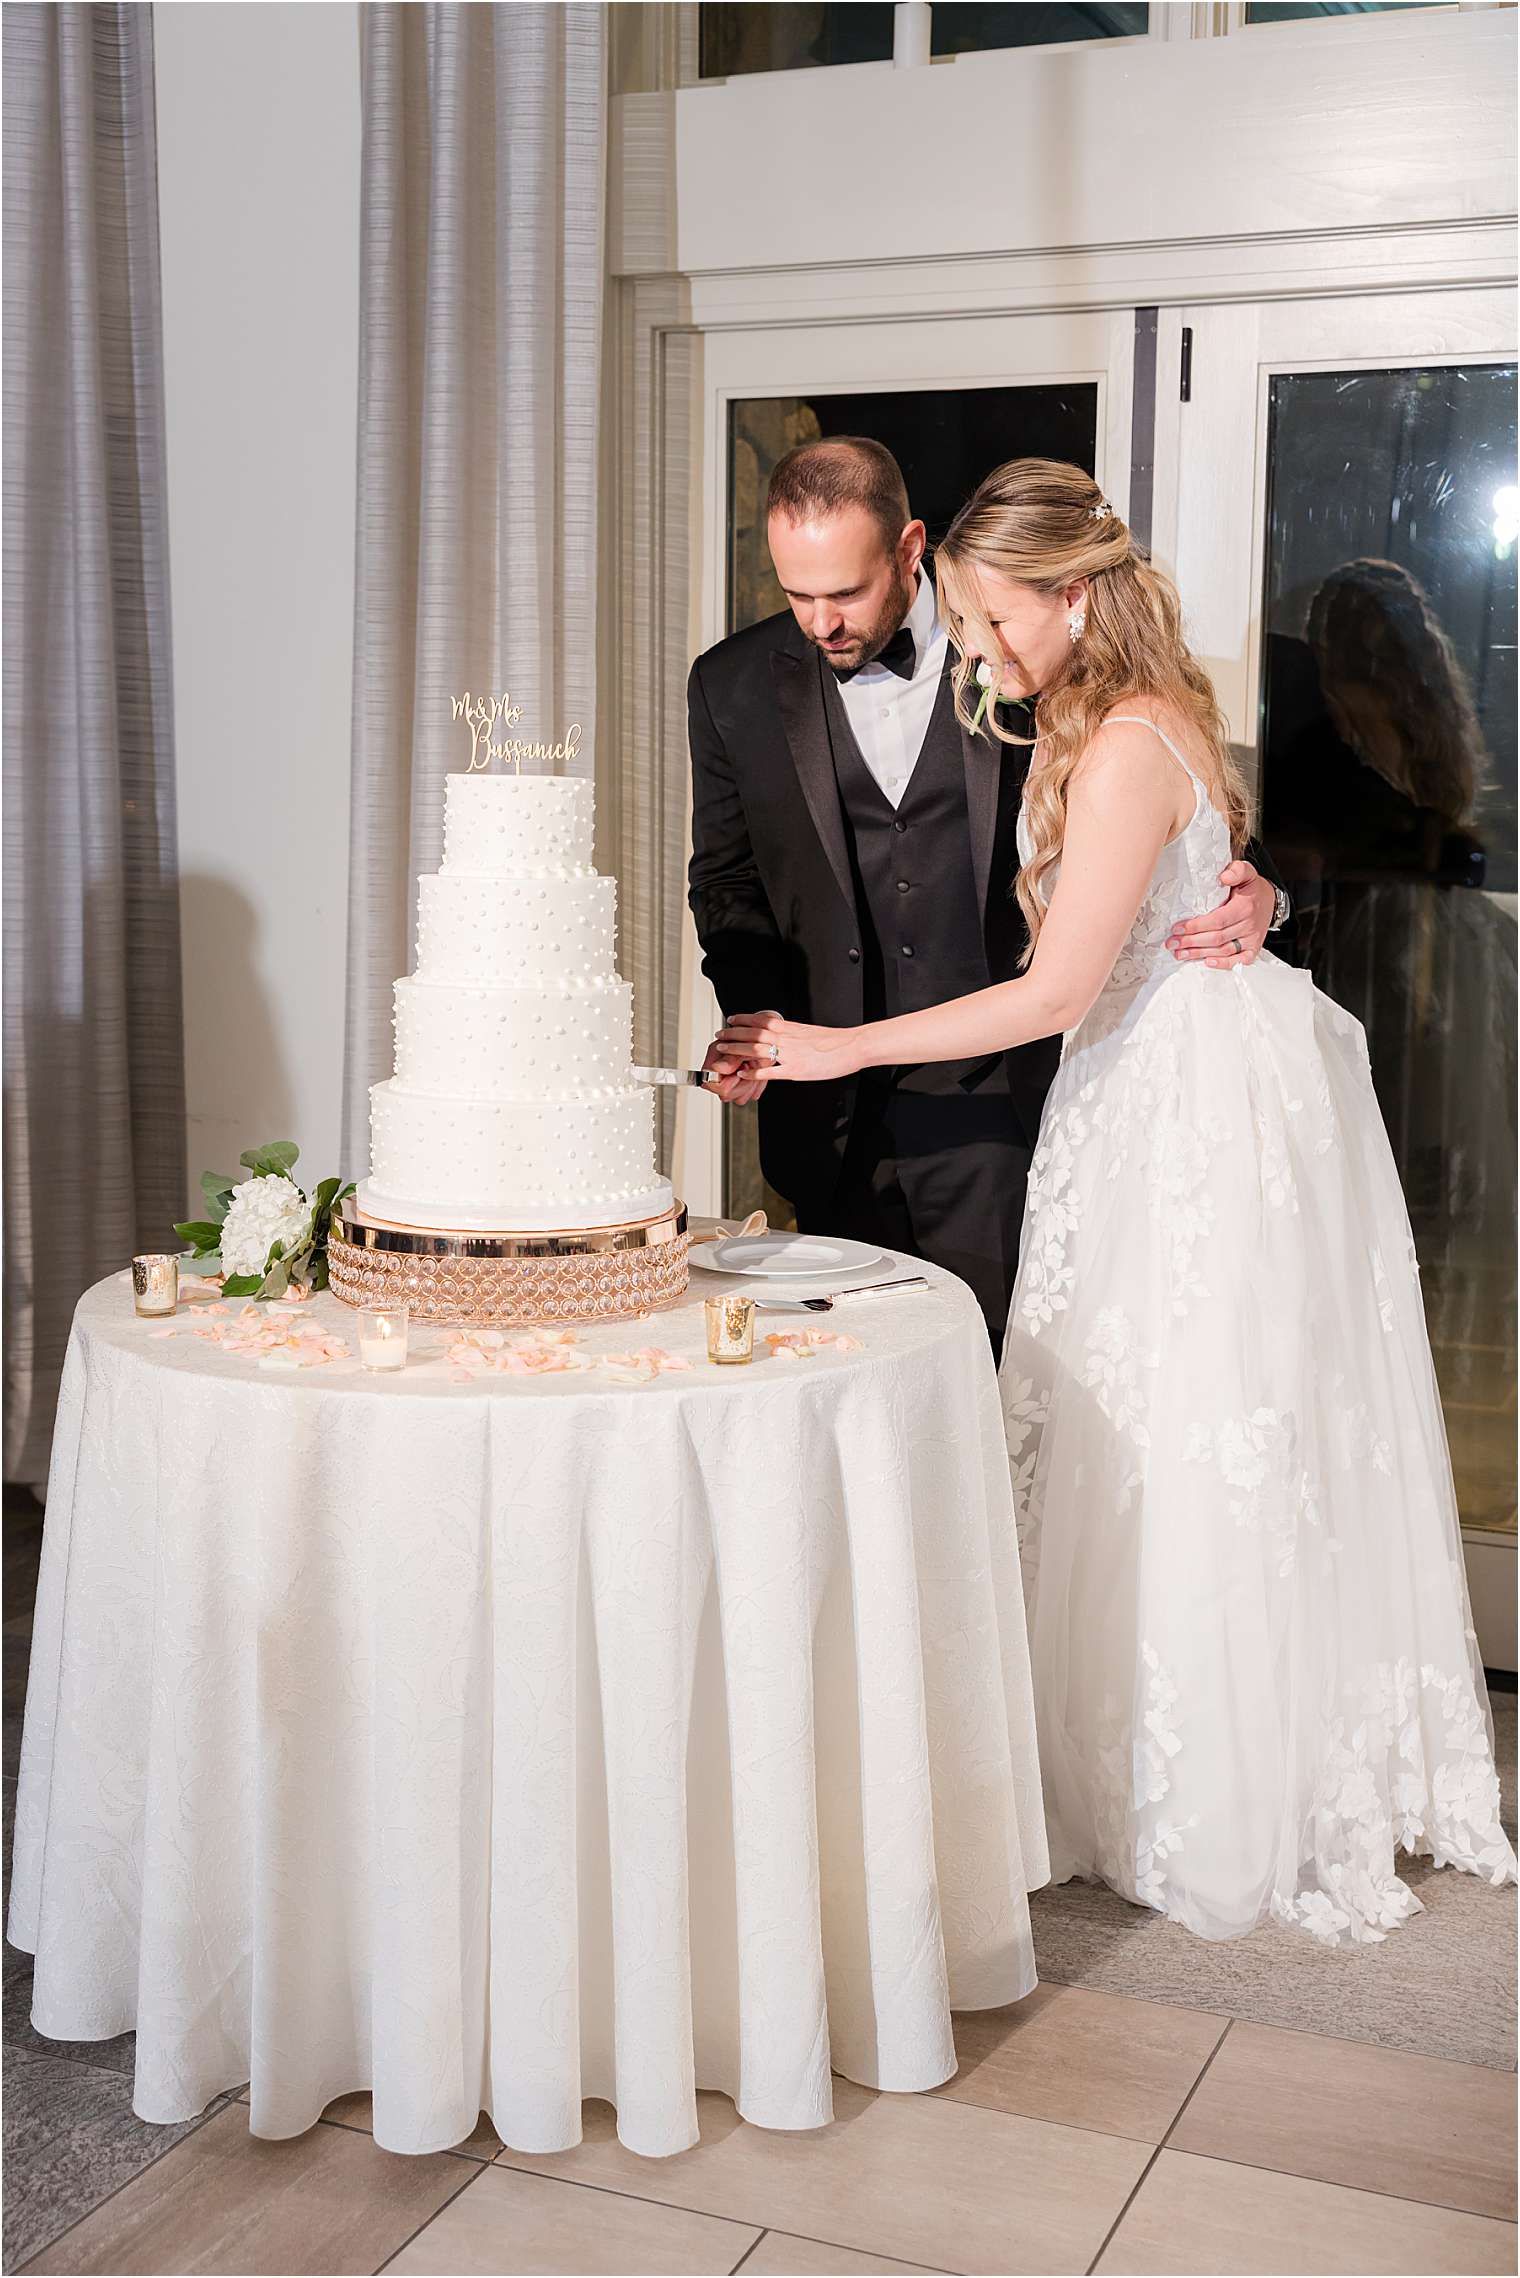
[1258,360,1518,1540]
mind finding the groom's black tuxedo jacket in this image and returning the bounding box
[687,606,1059,1221]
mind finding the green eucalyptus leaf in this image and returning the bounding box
[240,1141,300,1179]
[179,1252,224,1278]
[221,1273,263,1297]
[200,1171,235,1219]
[174,1220,224,1250]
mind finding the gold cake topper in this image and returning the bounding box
[449,690,582,774]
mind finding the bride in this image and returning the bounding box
[715,457,1516,1947]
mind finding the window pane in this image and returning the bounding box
[1245,4,1453,20]
[1260,362,1518,1536]
[722,382,1100,1218]
[932,3,1147,53]
[699,5,894,77]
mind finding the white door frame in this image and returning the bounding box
[1156,288,1517,757]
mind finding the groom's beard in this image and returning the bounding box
[813,564,916,679]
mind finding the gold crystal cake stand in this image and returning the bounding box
[328,1195,690,1328]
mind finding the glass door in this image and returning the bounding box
[1165,290,1518,1654]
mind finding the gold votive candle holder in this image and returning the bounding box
[705,1292,755,1366]
[357,1304,409,1372]
[132,1254,179,1317]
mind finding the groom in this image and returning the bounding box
[687,438,1287,1348]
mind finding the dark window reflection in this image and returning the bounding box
[1247,3,1454,18]
[1261,362,1518,1535]
[698,5,894,77]
[722,383,1098,1219]
[931,4,1147,53]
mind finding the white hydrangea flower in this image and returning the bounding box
[975,659,995,688]
[220,1174,312,1279]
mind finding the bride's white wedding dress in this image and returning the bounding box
[1002,717,1516,1945]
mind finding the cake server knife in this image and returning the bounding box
[752,1275,930,1313]
[632,1064,718,1088]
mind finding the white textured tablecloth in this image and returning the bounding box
[10,1255,1048,2157]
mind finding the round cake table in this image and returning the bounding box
[8,1243,1048,2159]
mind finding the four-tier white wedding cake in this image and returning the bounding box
[359,772,674,1233]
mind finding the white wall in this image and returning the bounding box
[670,9,1514,277]
[156,0,360,1198]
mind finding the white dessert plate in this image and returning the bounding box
[690,1234,886,1280]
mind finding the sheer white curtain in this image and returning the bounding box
[3,3,185,1487]
[340,3,608,1169]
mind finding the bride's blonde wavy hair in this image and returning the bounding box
[934,458,1252,953]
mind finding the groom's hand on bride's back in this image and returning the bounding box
[1166,860,1277,968]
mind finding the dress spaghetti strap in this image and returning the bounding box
[1104,715,1197,775]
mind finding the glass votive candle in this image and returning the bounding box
[357,1305,409,1372]
[705,1292,756,1366]
[132,1254,179,1317]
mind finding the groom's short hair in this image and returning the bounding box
[766,437,911,554]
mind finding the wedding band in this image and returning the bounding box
[769,1043,781,1065]
[1231,937,1243,956]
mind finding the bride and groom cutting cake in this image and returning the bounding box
[692,440,1516,1946]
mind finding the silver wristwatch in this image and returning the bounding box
[1269,885,1290,934]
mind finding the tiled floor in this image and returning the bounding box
[7,1999,1515,2276]
[5,1490,1517,2276]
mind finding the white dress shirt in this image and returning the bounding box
[834,569,947,810]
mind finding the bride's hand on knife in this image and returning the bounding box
[712,1011,863,1084]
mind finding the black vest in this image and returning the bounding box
[825,671,991,1032]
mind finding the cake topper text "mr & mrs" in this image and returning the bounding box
[449,691,582,774]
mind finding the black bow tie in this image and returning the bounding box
[840,623,916,682]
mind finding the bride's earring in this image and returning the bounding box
[1068,605,1087,645]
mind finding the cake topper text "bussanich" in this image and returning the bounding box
[450,691,583,774]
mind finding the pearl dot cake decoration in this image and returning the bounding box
[355,768,678,1257]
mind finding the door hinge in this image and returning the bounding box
[1180,326,1194,403]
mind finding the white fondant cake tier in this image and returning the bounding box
[442,770,594,876]
[368,1079,661,1222]
[365,772,668,1234]
[415,871,616,985]
[392,975,633,1099]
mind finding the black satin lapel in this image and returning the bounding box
[770,649,856,916]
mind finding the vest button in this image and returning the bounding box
[893,819,907,834]
[901,944,915,958]
[895,879,910,894]
[848,947,861,963]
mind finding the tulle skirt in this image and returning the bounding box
[1002,953,1516,1944]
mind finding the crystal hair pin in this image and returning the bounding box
[1090,501,1113,521]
